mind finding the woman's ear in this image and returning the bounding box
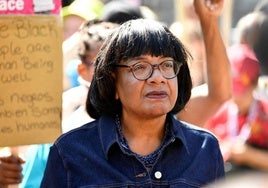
[77,61,85,75]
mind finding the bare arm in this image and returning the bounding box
[230,142,268,171]
[178,0,231,126]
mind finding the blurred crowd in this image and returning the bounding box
[0,0,268,187]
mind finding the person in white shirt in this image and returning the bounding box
[62,19,118,132]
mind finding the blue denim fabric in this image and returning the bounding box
[41,115,225,188]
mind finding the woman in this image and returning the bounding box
[41,15,224,188]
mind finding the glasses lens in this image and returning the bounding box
[132,62,152,80]
[159,60,180,79]
[129,60,181,80]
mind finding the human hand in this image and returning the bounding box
[219,140,232,162]
[0,155,25,187]
[228,140,248,165]
[193,0,224,21]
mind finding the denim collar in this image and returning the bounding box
[98,114,190,160]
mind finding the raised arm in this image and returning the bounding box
[178,0,231,126]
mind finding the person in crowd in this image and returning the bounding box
[204,12,268,174]
[0,154,24,187]
[234,12,266,49]
[177,0,232,126]
[62,19,119,133]
[41,1,226,187]
[205,43,268,171]
[62,0,104,89]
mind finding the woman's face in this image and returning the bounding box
[115,55,178,118]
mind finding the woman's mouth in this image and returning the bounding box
[146,91,167,99]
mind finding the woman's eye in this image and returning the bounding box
[133,63,147,71]
[162,62,173,68]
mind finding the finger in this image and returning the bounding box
[0,160,23,172]
[0,164,23,185]
[0,176,22,185]
[0,155,25,164]
[205,0,224,12]
[2,169,23,180]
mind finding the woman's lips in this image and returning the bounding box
[146,91,167,99]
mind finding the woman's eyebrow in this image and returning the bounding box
[127,56,173,62]
[126,57,146,62]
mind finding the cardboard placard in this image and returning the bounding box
[0,15,63,147]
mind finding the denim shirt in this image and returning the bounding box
[41,115,225,188]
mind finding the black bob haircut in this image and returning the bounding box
[86,19,192,119]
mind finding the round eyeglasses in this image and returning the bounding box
[115,60,182,80]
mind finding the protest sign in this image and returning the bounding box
[0,15,63,146]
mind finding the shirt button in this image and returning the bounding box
[154,171,162,179]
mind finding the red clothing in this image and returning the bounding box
[205,99,268,150]
[247,100,268,149]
